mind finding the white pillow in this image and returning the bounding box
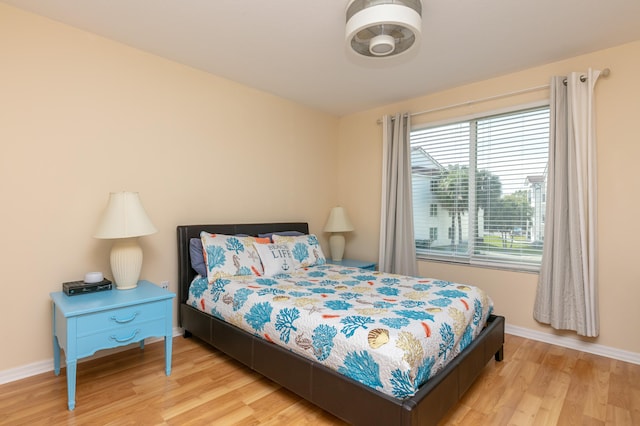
[253,243,295,276]
[272,234,326,268]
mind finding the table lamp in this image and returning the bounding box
[94,192,157,290]
[324,206,354,261]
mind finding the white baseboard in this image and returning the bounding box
[505,324,640,365]
[0,327,183,385]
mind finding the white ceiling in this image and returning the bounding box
[4,0,640,116]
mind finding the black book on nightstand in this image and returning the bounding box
[62,279,112,296]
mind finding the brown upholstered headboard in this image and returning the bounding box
[176,223,309,323]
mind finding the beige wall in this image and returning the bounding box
[2,2,639,375]
[338,40,640,354]
[0,4,339,371]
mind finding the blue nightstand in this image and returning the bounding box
[326,258,376,271]
[51,280,175,410]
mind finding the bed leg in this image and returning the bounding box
[495,346,504,362]
[183,330,192,338]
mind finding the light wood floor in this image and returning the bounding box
[1,334,638,425]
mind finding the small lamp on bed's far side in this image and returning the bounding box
[324,206,354,261]
[94,192,157,290]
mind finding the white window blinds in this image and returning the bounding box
[410,106,550,270]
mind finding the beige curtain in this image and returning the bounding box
[378,113,418,276]
[533,69,601,337]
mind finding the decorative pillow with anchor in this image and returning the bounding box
[253,242,295,276]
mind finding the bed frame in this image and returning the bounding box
[177,223,505,426]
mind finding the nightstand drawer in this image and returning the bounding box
[76,301,166,336]
[76,320,166,358]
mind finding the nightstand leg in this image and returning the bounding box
[53,336,61,376]
[165,335,172,376]
[66,359,77,410]
[52,305,60,376]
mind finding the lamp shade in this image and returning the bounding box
[94,192,157,239]
[324,207,355,233]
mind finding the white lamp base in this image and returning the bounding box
[110,238,143,290]
[329,233,346,262]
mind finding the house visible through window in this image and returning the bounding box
[411,105,550,270]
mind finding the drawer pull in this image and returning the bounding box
[110,312,139,323]
[110,329,140,343]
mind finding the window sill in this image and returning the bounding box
[416,254,541,275]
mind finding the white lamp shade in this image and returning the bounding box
[324,207,355,233]
[94,192,157,239]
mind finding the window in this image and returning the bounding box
[411,105,549,270]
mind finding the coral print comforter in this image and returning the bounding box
[187,264,493,399]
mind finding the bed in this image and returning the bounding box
[178,223,505,426]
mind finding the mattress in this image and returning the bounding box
[186,264,493,399]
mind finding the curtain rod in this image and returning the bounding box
[378,67,610,123]
[564,67,610,84]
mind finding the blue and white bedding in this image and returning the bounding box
[187,264,493,399]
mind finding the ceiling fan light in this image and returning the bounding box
[370,34,395,56]
[345,0,422,58]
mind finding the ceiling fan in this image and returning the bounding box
[345,0,423,58]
